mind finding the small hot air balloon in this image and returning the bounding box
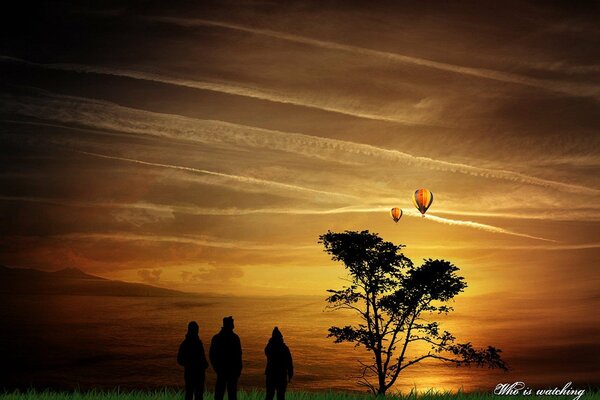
[413,188,433,217]
[390,207,402,223]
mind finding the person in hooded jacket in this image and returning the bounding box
[264,327,293,400]
[177,321,209,400]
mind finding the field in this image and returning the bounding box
[0,390,597,400]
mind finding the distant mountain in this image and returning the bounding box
[53,267,98,279]
[0,265,190,297]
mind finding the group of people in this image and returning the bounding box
[177,316,294,400]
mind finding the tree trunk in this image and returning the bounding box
[375,348,386,396]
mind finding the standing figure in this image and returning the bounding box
[265,327,293,400]
[177,321,209,400]
[210,316,243,400]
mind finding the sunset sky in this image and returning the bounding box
[1,1,599,382]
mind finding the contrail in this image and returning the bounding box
[0,195,371,216]
[421,214,556,242]
[409,242,600,251]
[75,150,359,201]
[0,195,556,242]
[0,195,600,221]
[0,55,431,126]
[333,206,557,242]
[2,95,597,196]
[433,208,600,222]
[55,232,316,251]
[141,16,600,99]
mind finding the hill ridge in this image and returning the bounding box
[0,265,191,298]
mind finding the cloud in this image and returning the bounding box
[180,271,193,282]
[4,191,598,230]
[0,56,432,126]
[432,208,600,222]
[515,59,600,75]
[112,208,171,226]
[137,268,162,283]
[76,150,358,201]
[2,92,597,196]
[420,214,556,242]
[359,207,558,242]
[189,265,244,284]
[0,195,556,242]
[140,17,600,100]
[410,242,600,251]
[54,232,315,251]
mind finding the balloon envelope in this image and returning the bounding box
[390,207,402,223]
[413,189,433,216]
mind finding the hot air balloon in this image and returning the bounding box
[413,188,433,217]
[390,207,402,223]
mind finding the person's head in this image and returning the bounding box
[271,326,283,341]
[223,316,234,330]
[187,321,199,336]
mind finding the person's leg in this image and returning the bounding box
[276,379,287,400]
[214,374,226,400]
[194,376,205,400]
[184,374,194,400]
[227,376,238,400]
[265,376,275,400]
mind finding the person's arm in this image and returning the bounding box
[200,340,209,369]
[236,336,243,375]
[209,336,220,373]
[177,342,186,367]
[286,346,294,382]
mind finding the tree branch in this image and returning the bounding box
[399,353,458,371]
[385,308,419,390]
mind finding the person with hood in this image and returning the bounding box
[210,316,242,400]
[177,321,209,400]
[264,327,293,400]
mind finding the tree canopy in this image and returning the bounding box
[319,230,507,395]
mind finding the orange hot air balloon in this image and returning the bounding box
[413,188,433,217]
[390,207,402,223]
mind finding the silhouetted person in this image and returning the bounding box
[210,316,242,400]
[265,327,293,400]
[178,321,209,400]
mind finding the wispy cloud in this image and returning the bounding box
[421,214,556,242]
[2,92,597,196]
[141,17,600,99]
[515,59,600,75]
[433,208,600,222]
[137,268,162,283]
[0,55,432,126]
[55,232,315,251]
[0,195,556,242]
[4,194,596,223]
[410,242,600,251]
[75,150,359,201]
[331,206,558,242]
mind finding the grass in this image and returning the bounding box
[0,389,598,400]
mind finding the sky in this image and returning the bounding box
[0,0,599,384]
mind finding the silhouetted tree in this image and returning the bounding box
[319,230,507,395]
